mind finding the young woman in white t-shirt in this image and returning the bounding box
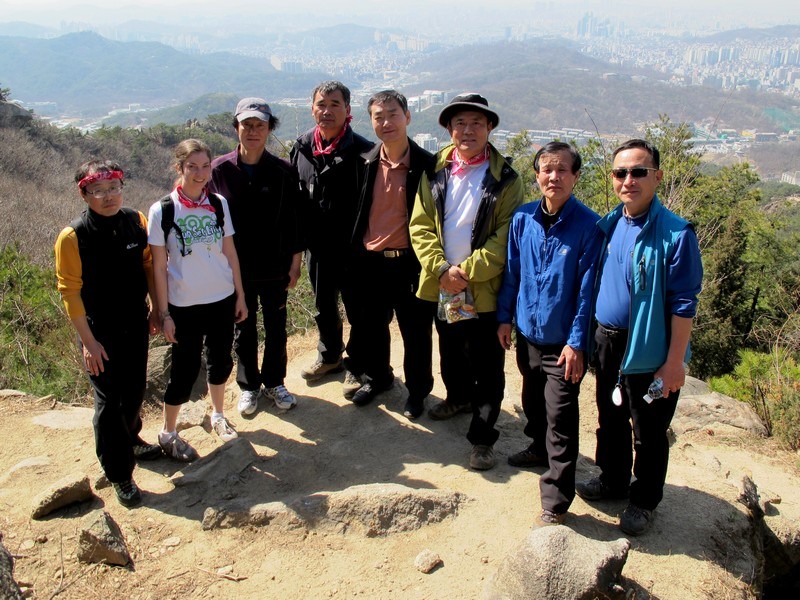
[148,138,247,461]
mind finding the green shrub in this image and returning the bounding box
[0,244,89,400]
[710,348,800,450]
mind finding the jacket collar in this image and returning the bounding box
[598,194,663,234]
[535,194,579,222]
[362,137,421,163]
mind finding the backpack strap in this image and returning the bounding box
[159,195,191,257]
[208,193,225,231]
[160,193,226,257]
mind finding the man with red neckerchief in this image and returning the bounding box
[409,93,524,471]
[290,81,373,393]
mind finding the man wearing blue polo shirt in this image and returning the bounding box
[576,138,703,536]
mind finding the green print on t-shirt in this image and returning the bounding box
[176,214,222,248]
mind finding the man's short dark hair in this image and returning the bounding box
[232,115,280,131]
[312,80,351,106]
[367,90,408,115]
[533,142,582,174]
[612,138,660,169]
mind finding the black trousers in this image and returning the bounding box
[593,323,680,511]
[85,314,148,484]
[235,279,288,391]
[435,311,505,447]
[306,250,352,365]
[164,294,235,406]
[345,251,434,399]
[516,337,581,514]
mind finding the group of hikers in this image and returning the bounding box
[55,81,702,536]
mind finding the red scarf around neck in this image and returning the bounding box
[451,146,489,177]
[175,185,215,213]
[312,115,353,157]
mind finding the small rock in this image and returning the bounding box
[176,400,208,431]
[94,474,111,490]
[216,565,233,576]
[163,536,181,547]
[19,540,34,551]
[761,489,781,505]
[76,510,131,566]
[35,535,47,544]
[414,549,443,574]
[31,473,93,519]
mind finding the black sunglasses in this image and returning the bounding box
[611,167,658,180]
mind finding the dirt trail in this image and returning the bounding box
[1,328,797,599]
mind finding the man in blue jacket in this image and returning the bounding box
[576,139,703,536]
[497,142,602,526]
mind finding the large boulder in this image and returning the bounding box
[202,482,469,535]
[0,101,33,126]
[484,526,629,600]
[672,377,767,437]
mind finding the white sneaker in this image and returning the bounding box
[212,416,238,442]
[264,384,297,410]
[237,389,259,416]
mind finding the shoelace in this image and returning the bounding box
[117,481,137,496]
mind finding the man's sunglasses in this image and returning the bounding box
[611,167,658,180]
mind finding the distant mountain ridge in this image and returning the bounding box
[2,32,799,133]
[700,24,800,43]
[0,31,322,115]
[408,39,800,133]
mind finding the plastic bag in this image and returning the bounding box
[438,289,478,323]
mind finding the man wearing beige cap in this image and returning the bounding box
[210,98,306,416]
[410,93,524,470]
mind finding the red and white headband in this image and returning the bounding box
[78,170,124,189]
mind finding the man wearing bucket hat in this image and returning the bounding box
[210,97,306,416]
[409,92,524,470]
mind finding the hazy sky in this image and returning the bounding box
[1,0,798,33]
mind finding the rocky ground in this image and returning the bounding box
[1,328,798,599]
